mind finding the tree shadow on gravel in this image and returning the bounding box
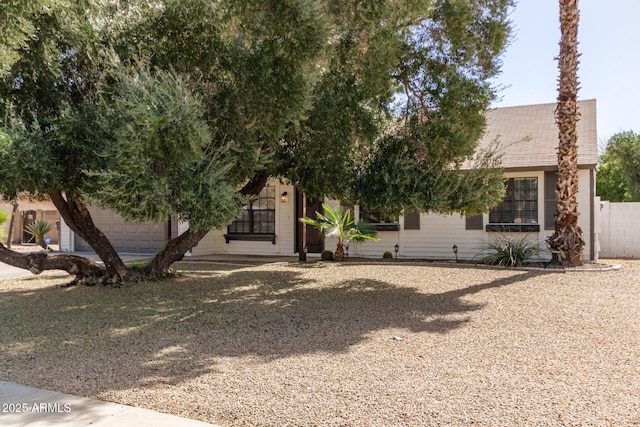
[0,265,552,397]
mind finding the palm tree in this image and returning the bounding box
[300,204,379,260]
[548,0,585,266]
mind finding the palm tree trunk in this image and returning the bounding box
[334,242,345,261]
[548,0,584,266]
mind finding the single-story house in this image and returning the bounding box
[192,99,599,262]
[60,99,599,262]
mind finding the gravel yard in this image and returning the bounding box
[1,259,639,426]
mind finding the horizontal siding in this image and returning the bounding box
[349,232,398,259]
[404,214,484,261]
[192,229,225,256]
[193,170,596,262]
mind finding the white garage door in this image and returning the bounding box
[75,208,166,253]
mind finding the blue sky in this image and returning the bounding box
[492,0,640,148]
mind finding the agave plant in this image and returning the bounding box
[482,233,541,267]
[24,220,52,249]
[300,204,379,260]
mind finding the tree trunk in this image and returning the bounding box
[0,242,104,281]
[548,0,584,266]
[145,228,209,275]
[50,190,130,281]
[145,172,271,274]
[6,201,18,249]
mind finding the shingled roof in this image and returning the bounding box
[475,99,598,170]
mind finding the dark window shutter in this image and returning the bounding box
[404,212,420,230]
[544,171,557,230]
[466,215,483,230]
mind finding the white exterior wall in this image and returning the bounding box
[599,201,640,258]
[192,181,297,257]
[351,169,595,262]
[352,171,547,261]
[57,169,597,261]
[541,168,593,262]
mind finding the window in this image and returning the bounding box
[359,208,399,231]
[487,178,539,232]
[226,185,276,242]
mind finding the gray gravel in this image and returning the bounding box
[1,260,639,426]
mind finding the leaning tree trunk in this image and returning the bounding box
[548,0,585,266]
[145,172,270,275]
[0,242,104,281]
[50,190,130,282]
[145,228,209,275]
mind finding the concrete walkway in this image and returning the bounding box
[0,381,218,426]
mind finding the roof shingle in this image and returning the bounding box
[474,99,598,170]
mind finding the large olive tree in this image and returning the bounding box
[0,0,514,284]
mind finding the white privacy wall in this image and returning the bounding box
[599,201,640,258]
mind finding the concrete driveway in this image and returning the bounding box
[0,246,155,280]
[0,261,33,279]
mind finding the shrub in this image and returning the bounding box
[382,251,393,259]
[24,220,52,249]
[482,234,541,267]
[0,210,8,240]
[321,250,334,261]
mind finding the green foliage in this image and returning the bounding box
[279,0,513,214]
[383,251,393,259]
[0,0,329,230]
[481,234,542,267]
[301,204,379,246]
[24,219,51,249]
[321,250,334,261]
[353,132,505,217]
[0,0,514,272]
[76,67,242,231]
[596,131,640,201]
[0,0,61,74]
[127,262,147,271]
[0,209,8,240]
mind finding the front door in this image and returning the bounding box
[295,192,324,253]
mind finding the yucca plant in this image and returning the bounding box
[300,204,379,260]
[482,234,541,267]
[24,220,52,249]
